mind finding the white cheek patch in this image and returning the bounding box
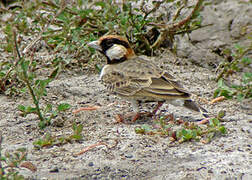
[106,44,127,60]
[99,65,109,80]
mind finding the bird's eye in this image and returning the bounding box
[106,40,113,47]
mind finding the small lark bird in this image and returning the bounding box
[87,35,208,121]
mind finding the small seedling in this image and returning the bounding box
[33,122,84,149]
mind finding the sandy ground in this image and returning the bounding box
[0,0,252,179]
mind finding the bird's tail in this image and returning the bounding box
[183,99,209,118]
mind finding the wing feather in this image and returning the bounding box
[101,56,190,99]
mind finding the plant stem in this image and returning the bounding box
[216,46,252,82]
[22,72,45,122]
[13,29,45,123]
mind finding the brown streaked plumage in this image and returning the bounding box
[87,35,208,121]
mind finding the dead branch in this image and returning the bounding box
[150,0,203,49]
[140,0,165,20]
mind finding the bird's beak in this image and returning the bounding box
[87,40,102,51]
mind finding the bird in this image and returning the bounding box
[87,35,208,122]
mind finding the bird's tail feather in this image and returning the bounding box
[184,99,209,118]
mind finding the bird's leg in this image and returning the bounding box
[115,100,147,123]
[151,101,164,116]
[131,112,141,122]
[130,100,143,122]
[131,101,164,121]
[115,112,148,123]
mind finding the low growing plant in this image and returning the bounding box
[33,122,84,149]
[215,44,252,101]
[0,134,36,179]
[135,111,227,143]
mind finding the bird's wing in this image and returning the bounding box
[101,57,191,99]
[101,66,142,96]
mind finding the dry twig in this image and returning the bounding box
[74,142,108,156]
[150,0,203,49]
[72,106,100,114]
[74,139,119,156]
[210,96,226,104]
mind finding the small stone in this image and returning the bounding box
[208,169,213,173]
[49,167,59,173]
[88,162,94,167]
[125,154,133,158]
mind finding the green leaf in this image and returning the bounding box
[94,2,106,8]
[234,44,244,54]
[241,57,251,64]
[35,78,52,99]
[44,104,53,113]
[20,60,29,75]
[215,79,234,99]
[209,118,219,127]
[213,89,220,98]
[219,126,227,134]
[38,121,46,129]
[57,103,71,112]
[20,87,27,93]
[26,106,37,113]
[217,78,225,87]
[181,129,188,136]
[1,155,7,160]
[18,105,26,112]
[217,110,226,119]
[95,64,102,73]
[237,93,245,101]
[70,134,83,140]
[242,72,252,84]
[76,124,83,134]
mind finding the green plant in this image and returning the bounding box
[231,72,252,100]
[1,0,206,72]
[214,78,235,99]
[33,122,84,149]
[215,44,252,101]
[135,111,227,143]
[10,30,71,129]
[0,133,36,179]
[0,0,206,94]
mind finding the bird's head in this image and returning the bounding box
[87,35,135,64]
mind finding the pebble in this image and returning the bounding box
[125,154,133,158]
[88,162,94,167]
[49,167,59,173]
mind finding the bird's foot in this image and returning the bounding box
[151,101,164,116]
[115,112,151,123]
